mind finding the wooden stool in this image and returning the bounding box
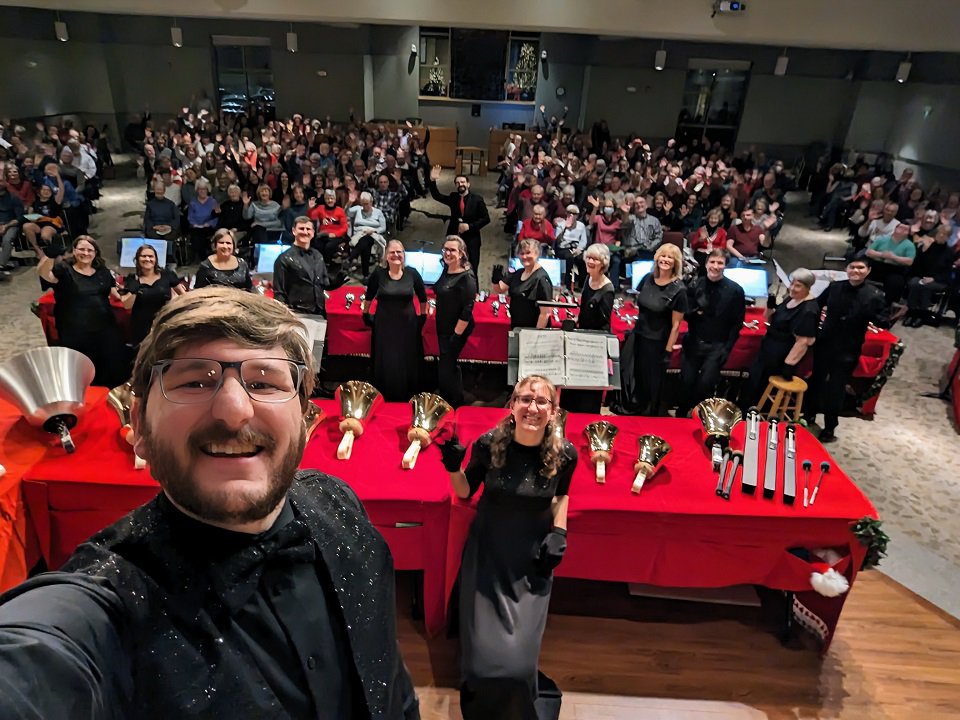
[455,146,487,177]
[757,375,807,421]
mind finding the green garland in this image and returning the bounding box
[851,517,889,570]
[856,339,904,411]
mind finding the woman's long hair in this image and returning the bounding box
[488,375,565,479]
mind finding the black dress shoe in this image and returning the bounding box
[818,429,837,443]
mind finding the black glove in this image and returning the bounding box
[663,348,673,365]
[417,314,427,330]
[781,362,796,381]
[362,312,375,328]
[766,294,778,309]
[42,240,65,259]
[491,263,505,285]
[438,437,467,473]
[535,528,568,574]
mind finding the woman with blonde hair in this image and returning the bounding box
[614,243,688,416]
[438,374,577,720]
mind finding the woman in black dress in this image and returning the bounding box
[434,236,477,407]
[36,235,128,387]
[438,375,577,720]
[562,243,616,413]
[614,243,688,416]
[362,239,427,401]
[119,244,185,346]
[193,229,253,291]
[491,238,552,329]
[740,268,819,408]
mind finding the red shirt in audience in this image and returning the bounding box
[728,221,765,257]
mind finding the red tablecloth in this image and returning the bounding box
[300,399,452,635]
[445,406,878,651]
[18,395,453,636]
[950,349,960,429]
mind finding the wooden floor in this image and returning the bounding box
[397,571,960,719]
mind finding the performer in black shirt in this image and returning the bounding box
[740,269,819,410]
[273,216,329,316]
[803,253,886,442]
[434,236,477,407]
[194,228,253,291]
[0,288,420,719]
[120,244,186,346]
[428,165,490,275]
[492,238,552,330]
[677,249,746,417]
[614,244,688,416]
[438,375,576,720]
[562,243,615,413]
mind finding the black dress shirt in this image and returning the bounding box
[273,245,329,316]
[684,275,746,351]
[817,280,886,356]
[433,268,477,336]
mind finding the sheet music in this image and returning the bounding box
[564,333,610,387]
[517,330,566,385]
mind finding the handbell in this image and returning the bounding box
[552,408,568,442]
[632,435,671,494]
[402,392,453,470]
[344,292,355,310]
[303,402,326,443]
[107,382,146,470]
[584,420,619,484]
[695,397,742,471]
[335,381,382,460]
[491,300,501,317]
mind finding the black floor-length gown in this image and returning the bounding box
[366,265,427,401]
[459,432,577,720]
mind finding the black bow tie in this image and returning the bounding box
[208,516,316,613]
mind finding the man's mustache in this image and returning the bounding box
[189,423,276,452]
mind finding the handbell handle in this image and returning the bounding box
[337,430,355,460]
[632,466,648,494]
[596,460,606,484]
[402,439,422,470]
[134,454,147,470]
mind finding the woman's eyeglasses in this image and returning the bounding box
[514,394,553,410]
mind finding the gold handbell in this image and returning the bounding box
[552,408,569,442]
[632,435,671,494]
[402,392,453,470]
[335,381,382,460]
[303,403,326,443]
[695,397,742,471]
[106,382,146,470]
[583,421,619,484]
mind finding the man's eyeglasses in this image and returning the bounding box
[514,394,553,410]
[152,358,306,404]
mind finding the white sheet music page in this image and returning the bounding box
[517,330,566,385]
[564,332,610,387]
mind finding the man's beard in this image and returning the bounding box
[142,419,305,525]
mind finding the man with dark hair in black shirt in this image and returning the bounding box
[0,288,420,719]
[428,165,490,276]
[803,253,886,443]
[677,249,746,417]
[273,216,330,317]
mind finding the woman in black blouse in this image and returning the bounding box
[193,229,253,291]
[561,243,616,413]
[614,243,688,416]
[491,238,552,329]
[434,236,477,407]
[362,239,428,401]
[36,235,128,387]
[740,268,819,409]
[119,244,185,346]
[437,375,577,720]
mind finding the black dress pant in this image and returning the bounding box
[554,247,584,290]
[906,277,946,311]
[678,336,728,416]
[870,262,908,304]
[437,331,469,407]
[464,237,481,279]
[313,233,346,266]
[806,348,859,433]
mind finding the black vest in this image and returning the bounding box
[55,470,411,719]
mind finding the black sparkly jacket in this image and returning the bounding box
[0,471,419,719]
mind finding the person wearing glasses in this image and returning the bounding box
[119,244,186,347]
[434,236,477,407]
[0,288,420,719]
[491,238,552,330]
[437,375,577,720]
[362,239,428,402]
